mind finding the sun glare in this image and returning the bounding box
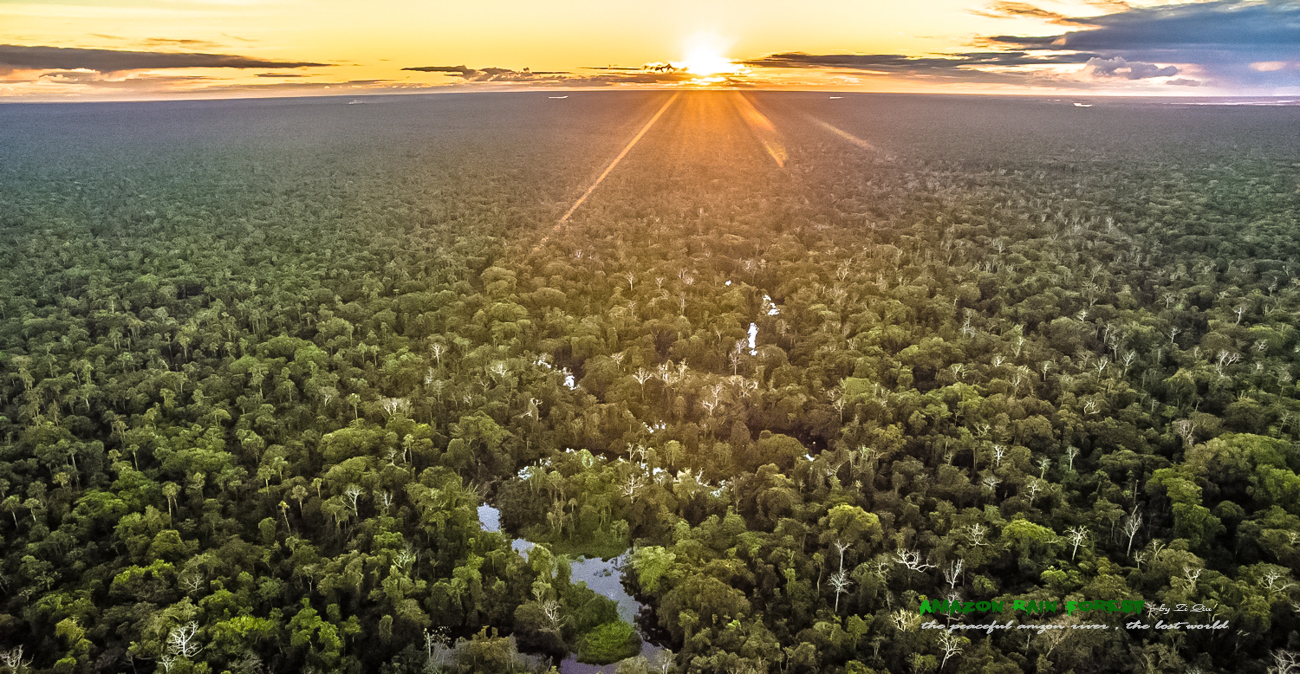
[678,49,741,77]
[675,33,745,79]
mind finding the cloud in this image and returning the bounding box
[1085,56,1177,80]
[141,38,225,50]
[747,51,1091,72]
[1166,78,1202,87]
[0,44,329,73]
[969,2,1078,24]
[38,70,107,84]
[192,79,385,91]
[586,65,661,72]
[985,0,1300,57]
[34,72,213,90]
[580,69,702,85]
[979,0,1300,89]
[750,0,1300,92]
[17,71,393,97]
[403,64,478,77]
[743,51,1098,87]
[402,65,569,82]
[402,63,699,86]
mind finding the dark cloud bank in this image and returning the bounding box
[751,0,1300,91]
[0,44,328,73]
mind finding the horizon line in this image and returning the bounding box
[4,87,1300,106]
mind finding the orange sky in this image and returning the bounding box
[1,0,1297,100]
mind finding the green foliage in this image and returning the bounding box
[577,620,641,664]
[1,93,1299,674]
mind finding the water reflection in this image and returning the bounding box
[477,504,503,532]
[477,504,535,553]
[477,504,663,672]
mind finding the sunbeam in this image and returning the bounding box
[732,91,786,168]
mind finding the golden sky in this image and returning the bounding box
[2,0,1298,100]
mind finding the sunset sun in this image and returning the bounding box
[674,34,745,79]
[677,48,741,77]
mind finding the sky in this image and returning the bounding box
[1,0,1298,100]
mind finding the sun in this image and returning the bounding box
[674,34,746,78]
[677,48,742,77]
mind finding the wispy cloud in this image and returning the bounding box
[12,71,395,97]
[746,51,1091,71]
[34,72,212,89]
[141,37,226,49]
[969,1,1079,24]
[743,51,1095,87]
[0,44,329,73]
[402,65,571,82]
[403,63,699,86]
[403,64,479,77]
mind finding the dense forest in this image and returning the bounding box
[1,91,1299,674]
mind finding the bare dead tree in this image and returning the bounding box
[166,621,202,658]
[1124,509,1143,557]
[830,569,853,612]
[939,632,964,671]
[833,539,851,573]
[1067,526,1088,560]
[1181,566,1202,591]
[895,549,936,572]
[0,646,33,670]
[621,473,646,499]
[1064,446,1079,472]
[541,599,565,633]
[343,485,363,517]
[1261,569,1296,597]
[632,368,653,400]
[1271,650,1300,674]
[943,558,964,589]
[1215,350,1241,376]
[1174,419,1196,448]
[179,570,205,595]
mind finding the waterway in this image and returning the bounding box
[477,504,664,672]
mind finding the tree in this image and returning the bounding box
[938,632,964,672]
[829,569,853,612]
[1124,510,1143,557]
[1066,526,1088,561]
[166,621,203,658]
